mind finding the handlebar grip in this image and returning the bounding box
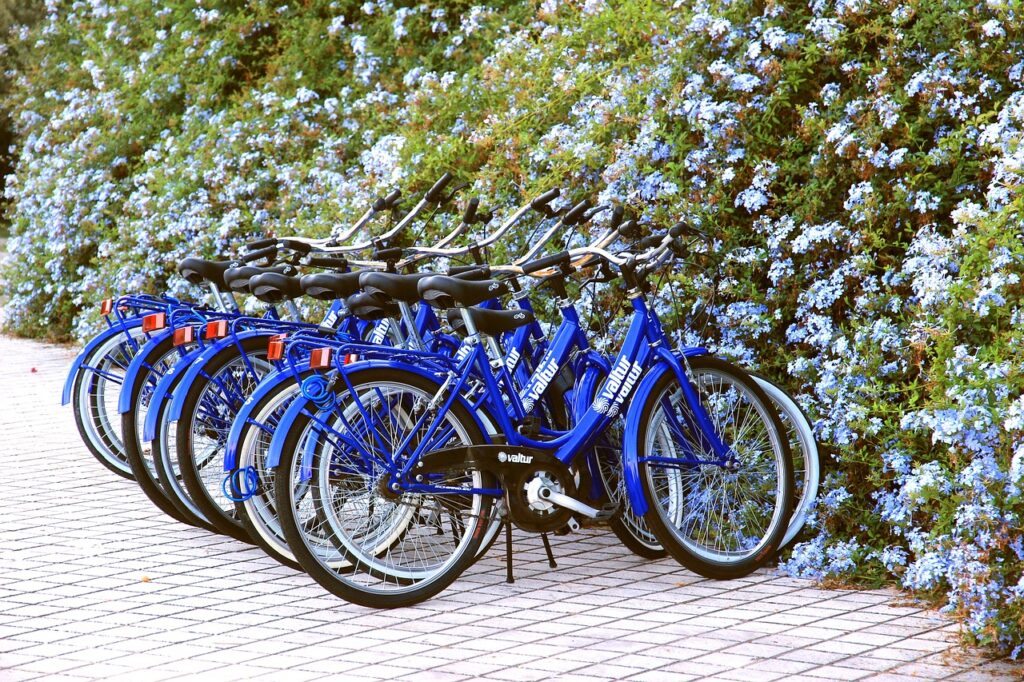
[609,206,624,231]
[383,188,401,208]
[450,266,491,281]
[522,251,570,275]
[374,247,404,262]
[462,197,479,224]
[307,255,349,269]
[372,196,387,211]
[246,237,277,250]
[278,239,312,255]
[241,245,277,263]
[530,188,560,211]
[638,235,663,250]
[670,221,710,241]
[424,172,454,202]
[561,199,591,226]
[617,219,640,239]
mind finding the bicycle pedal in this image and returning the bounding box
[594,502,618,522]
[552,518,577,532]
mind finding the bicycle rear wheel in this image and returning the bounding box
[121,336,201,526]
[72,326,147,479]
[636,356,793,579]
[275,367,495,608]
[231,377,308,569]
[176,338,272,543]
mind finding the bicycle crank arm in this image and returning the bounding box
[536,486,617,521]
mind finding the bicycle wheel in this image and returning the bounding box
[176,338,272,543]
[72,325,147,479]
[593,419,666,559]
[234,373,503,569]
[636,356,793,579]
[231,376,308,569]
[121,336,202,526]
[151,390,218,531]
[275,367,496,608]
[750,373,820,550]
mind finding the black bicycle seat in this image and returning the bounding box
[359,272,433,304]
[249,272,304,303]
[447,307,535,336]
[417,276,510,308]
[177,258,235,288]
[345,291,400,320]
[224,265,295,294]
[300,272,363,301]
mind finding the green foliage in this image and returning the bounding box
[4,0,1024,656]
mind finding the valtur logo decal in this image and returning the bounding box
[497,451,534,464]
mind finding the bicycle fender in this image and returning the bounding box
[117,330,176,414]
[265,389,314,471]
[166,329,273,424]
[223,364,307,471]
[62,318,144,405]
[141,346,203,442]
[621,348,710,517]
[264,359,493,471]
[572,356,609,500]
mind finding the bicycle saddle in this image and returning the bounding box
[249,272,304,303]
[177,258,235,288]
[345,291,400,321]
[224,265,296,294]
[417,276,510,309]
[300,272,363,301]
[447,306,535,336]
[359,272,433,304]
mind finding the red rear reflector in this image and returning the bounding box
[100,299,114,315]
[142,313,166,332]
[173,326,196,346]
[267,334,287,361]
[205,320,229,339]
[344,354,359,365]
[309,348,332,369]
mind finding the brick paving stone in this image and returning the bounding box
[0,331,1020,681]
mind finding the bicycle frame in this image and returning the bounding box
[307,294,723,503]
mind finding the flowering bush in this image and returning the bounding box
[3,0,1024,656]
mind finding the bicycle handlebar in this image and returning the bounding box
[241,245,277,263]
[245,237,277,251]
[530,188,560,212]
[424,172,454,203]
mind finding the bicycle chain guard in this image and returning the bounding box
[414,445,577,533]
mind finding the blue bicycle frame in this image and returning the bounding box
[265,293,727,508]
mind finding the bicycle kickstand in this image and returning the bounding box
[504,521,514,584]
[541,533,557,569]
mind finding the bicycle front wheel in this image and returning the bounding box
[636,356,793,579]
[750,373,820,550]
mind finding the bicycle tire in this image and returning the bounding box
[72,327,146,479]
[275,367,495,608]
[636,356,793,579]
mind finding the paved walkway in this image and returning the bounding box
[0,332,1019,682]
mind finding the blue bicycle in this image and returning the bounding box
[266,227,794,606]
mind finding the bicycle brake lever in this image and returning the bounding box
[441,182,470,205]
